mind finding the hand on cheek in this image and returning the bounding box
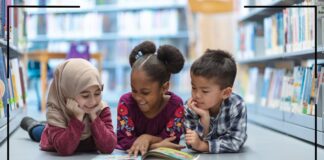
[86,105,102,121]
[66,99,85,121]
[188,98,209,117]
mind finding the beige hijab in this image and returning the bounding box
[46,58,105,140]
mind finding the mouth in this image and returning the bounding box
[137,101,147,105]
[84,106,96,110]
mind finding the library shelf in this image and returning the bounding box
[0,107,26,143]
[247,103,324,146]
[27,32,189,42]
[26,2,186,15]
[0,39,22,59]
[238,48,324,64]
[239,0,309,22]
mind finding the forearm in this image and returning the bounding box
[196,140,209,152]
[91,117,117,153]
[199,116,210,136]
[149,142,160,149]
[143,134,163,144]
[49,118,84,155]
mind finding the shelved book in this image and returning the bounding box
[92,148,199,160]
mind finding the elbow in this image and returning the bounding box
[98,136,117,154]
[54,141,76,156]
[56,148,75,156]
[229,145,241,153]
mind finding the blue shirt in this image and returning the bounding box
[184,93,247,153]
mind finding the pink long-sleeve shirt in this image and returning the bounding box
[39,107,117,156]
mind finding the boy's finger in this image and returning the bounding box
[186,129,194,134]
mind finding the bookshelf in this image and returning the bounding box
[238,48,324,64]
[0,43,27,143]
[24,0,189,105]
[0,0,27,143]
[235,0,324,146]
[238,0,303,22]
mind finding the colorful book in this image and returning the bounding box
[92,148,199,160]
[141,147,199,160]
[0,50,10,118]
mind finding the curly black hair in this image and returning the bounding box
[129,41,185,85]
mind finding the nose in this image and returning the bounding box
[132,93,143,103]
[192,91,201,100]
[88,96,97,107]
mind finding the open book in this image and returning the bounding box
[141,147,199,160]
[92,147,199,160]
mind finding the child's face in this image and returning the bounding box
[130,69,167,115]
[190,73,232,112]
[74,85,102,113]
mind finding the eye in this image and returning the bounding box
[142,92,149,95]
[202,90,209,93]
[95,92,101,96]
[82,95,89,98]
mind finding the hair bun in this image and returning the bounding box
[157,45,184,74]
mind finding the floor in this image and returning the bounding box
[0,88,324,159]
[1,113,324,160]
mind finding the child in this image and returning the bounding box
[116,41,186,157]
[184,49,247,153]
[20,58,117,156]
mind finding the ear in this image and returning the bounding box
[221,87,232,99]
[161,81,170,94]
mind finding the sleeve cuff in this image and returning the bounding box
[207,139,219,153]
[197,119,205,138]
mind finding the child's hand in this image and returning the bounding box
[188,98,209,117]
[127,134,150,157]
[84,104,102,121]
[185,128,203,150]
[153,136,185,150]
[66,99,85,121]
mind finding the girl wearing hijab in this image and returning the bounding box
[20,58,116,156]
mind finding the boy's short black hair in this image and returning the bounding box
[190,49,237,89]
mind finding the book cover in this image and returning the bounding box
[141,147,199,160]
[0,50,10,117]
[91,148,199,160]
[92,153,140,160]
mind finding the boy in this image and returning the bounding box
[184,49,247,153]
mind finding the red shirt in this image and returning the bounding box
[40,107,117,156]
